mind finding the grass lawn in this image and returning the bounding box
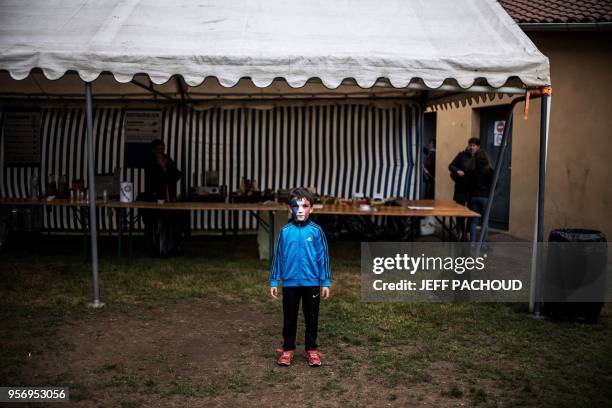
[1,233,611,407]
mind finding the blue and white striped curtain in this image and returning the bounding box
[1,103,420,231]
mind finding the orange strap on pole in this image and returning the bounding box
[524,86,552,120]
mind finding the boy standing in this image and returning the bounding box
[270,187,331,367]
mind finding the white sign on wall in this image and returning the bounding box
[493,120,506,147]
[124,110,162,167]
[124,110,161,143]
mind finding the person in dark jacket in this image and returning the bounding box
[448,144,473,240]
[465,137,493,242]
[144,139,182,202]
[448,147,472,204]
[143,139,186,256]
[423,139,436,199]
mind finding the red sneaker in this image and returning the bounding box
[306,350,322,367]
[276,348,294,366]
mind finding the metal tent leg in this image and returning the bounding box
[85,82,103,309]
[531,94,551,315]
[418,106,425,199]
[269,211,275,267]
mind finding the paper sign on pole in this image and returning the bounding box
[493,120,506,147]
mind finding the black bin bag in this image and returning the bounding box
[543,229,607,323]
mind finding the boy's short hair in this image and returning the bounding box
[468,137,481,146]
[289,187,314,205]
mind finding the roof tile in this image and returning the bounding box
[499,0,612,23]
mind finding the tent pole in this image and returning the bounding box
[477,96,525,244]
[531,93,551,316]
[130,79,177,101]
[529,191,540,313]
[85,82,103,308]
[536,96,550,246]
[418,106,424,199]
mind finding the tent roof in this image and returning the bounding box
[0,0,550,99]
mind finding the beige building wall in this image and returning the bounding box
[435,31,612,240]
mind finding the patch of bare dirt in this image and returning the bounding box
[13,299,502,407]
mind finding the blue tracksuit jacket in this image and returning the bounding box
[269,220,331,288]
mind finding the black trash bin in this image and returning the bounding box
[543,229,607,323]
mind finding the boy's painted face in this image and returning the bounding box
[290,197,312,222]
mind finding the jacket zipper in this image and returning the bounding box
[298,225,302,278]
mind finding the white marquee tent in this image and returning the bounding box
[0,0,551,311]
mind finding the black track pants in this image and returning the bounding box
[282,286,320,351]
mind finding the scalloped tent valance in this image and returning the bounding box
[0,0,549,97]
